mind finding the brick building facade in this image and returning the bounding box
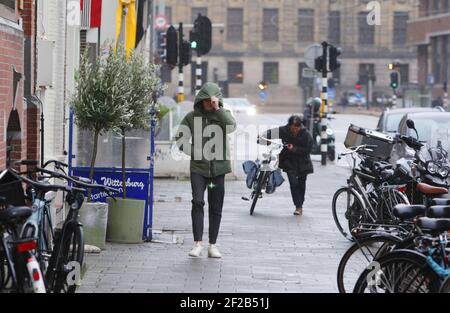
[0,0,39,169]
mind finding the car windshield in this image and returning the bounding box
[408,115,450,149]
[386,113,405,132]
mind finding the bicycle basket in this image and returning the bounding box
[242,160,258,189]
[0,169,26,206]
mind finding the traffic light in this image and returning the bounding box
[180,40,191,66]
[192,14,212,56]
[315,56,324,73]
[329,46,341,72]
[166,26,178,67]
[390,71,399,89]
[189,29,198,50]
[355,82,362,90]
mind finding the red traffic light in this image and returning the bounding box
[355,83,362,90]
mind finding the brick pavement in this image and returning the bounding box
[78,161,353,293]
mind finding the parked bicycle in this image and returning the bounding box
[332,144,409,241]
[4,160,118,293]
[242,136,285,215]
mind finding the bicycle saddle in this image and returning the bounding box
[393,204,426,220]
[428,206,450,219]
[416,217,450,233]
[416,183,448,195]
[0,206,32,224]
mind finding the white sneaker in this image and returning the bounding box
[208,244,222,258]
[189,243,203,257]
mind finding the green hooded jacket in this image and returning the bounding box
[176,83,237,178]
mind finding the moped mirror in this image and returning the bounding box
[406,119,419,139]
[406,119,415,130]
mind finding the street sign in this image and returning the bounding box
[302,68,318,78]
[304,44,322,69]
[155,15,168,30]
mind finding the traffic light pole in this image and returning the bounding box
[177,23,185,103]
[320,41,329,166]
[195,52,202,96]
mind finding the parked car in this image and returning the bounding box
[223,98,257,115]
[377,107,445,136]
[340,91,366,107]
[390,111,450,164]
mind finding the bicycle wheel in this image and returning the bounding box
[439,276,450,293]
[332,187,365,241]
[250,172,266,216]
[337,234,401,293]
[51,225,84,293]
[353,249,441,293]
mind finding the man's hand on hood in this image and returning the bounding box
[211,96,220,111]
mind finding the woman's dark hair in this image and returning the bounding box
[288,115,303,127]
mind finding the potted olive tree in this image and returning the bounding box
[70,47,130,249]
[106,50,163,243]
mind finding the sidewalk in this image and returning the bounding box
[78,161,353,293]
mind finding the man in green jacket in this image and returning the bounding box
[176,83,236,258]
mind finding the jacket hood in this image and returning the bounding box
[194,82,224,111]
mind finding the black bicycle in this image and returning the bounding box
[10,161,118,293]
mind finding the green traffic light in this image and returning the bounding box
[391,83,398,89]
[191,41,198,49]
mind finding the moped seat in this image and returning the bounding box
[416,217,450,233]
[393,204,426,220]
[428,206,450,219]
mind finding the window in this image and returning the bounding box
[228,62,243,83]
[433,37,442,82]
[434,0,441,14]
[393,12,409,46]
[192,7,208,22]
[358,64,375,84]
[358,12,374,45]
[398,64,409,84]
[328,11,340,45]
[444,0,450,13]
[263,62,279,84]
[262,9,279,42]
[227,8,243,42]
[298,9,314,43]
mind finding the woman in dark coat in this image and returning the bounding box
[259,115,314,215]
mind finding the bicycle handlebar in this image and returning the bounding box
[257,136,287,148]
[36,167,120,197]
[9,169,85,194]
